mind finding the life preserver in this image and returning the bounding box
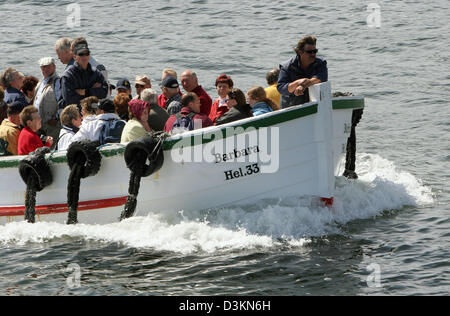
[124,134,164,178]
[67,140,102,178]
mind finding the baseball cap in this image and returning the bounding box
[116,78,131,90]
[74,43,90,55]
[161,76,179,89]
[135,75,151,86]
[8,101,26,114]
[38,57,55,67]
[98,99,115,113]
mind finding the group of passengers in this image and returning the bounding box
[0,35,327,157]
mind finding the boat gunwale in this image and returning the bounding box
[0,97,364,169]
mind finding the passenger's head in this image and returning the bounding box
[128,99,150,121]
[140,88,158,106]
[266,68,280,86]
[226,88,246,109]
[161,76,180,98]
[80,96,100,117]
[116,78,132,96]
[180,70,199,92]
[0,86,4,103]
[134,75,151,96]
[114,93,131,120]
[98,99,115,114]
[60,104,82,128]
[20,105,41,132]
[294,36,318,65]
[162,68,177,81]
[215,74,234,98]
[247,86,277,110]
[181,92,201,113]
[21,76,39,99]
[71,37,90,69]
[39,57,57,79]
[1,67,24,89]
[7,101,26,125]
[54,37,73,65]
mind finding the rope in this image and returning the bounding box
[24,173,38,223]
[67,161,83,225]
[120,132,167,221]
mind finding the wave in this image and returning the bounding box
[0,154,433,254]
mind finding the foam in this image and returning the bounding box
[0,154,433,254]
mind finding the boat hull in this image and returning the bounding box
[0,82,364,225]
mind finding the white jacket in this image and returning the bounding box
[69,113,121,144]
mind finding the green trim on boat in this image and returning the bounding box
[332,98,365,110]
[0,97,364,169]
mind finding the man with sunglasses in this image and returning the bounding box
[277,36,328,108]
[60,38,108,109]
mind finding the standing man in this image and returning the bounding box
[180,70,212,116]
[277,36,328,108]
[34,57,61,140]
[60,38,108,109]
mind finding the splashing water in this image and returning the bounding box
[0,154,433,254]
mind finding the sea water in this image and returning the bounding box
[0,0,448,296]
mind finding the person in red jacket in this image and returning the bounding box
[18,106,53,155]
[209,74,234,124]
[180,70,212,116]
[164,92,212,134]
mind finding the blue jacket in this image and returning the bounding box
[277,55,328,108]
[60,62,108,108]
[252,102,273,116]
[3,87,27,105]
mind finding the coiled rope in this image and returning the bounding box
[66,140,102,224]
[19,147,53,223]
[120,132,167,221]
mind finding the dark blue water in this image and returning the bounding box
[0,0,449,296]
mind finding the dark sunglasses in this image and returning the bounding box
[303,49,318,54]
[135,84,144,89]
[77,52,90,57]
[227,92,236,100]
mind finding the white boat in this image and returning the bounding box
[0,82,364,225]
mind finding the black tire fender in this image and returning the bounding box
[66,140,102,178]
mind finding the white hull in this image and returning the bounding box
[0,82,364,225]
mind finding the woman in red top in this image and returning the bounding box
[208,74,234,124]
[18,106,53,155]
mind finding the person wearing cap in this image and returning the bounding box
[18,105,53,155]
[180,70,212,116]
[70,99,124,144]
[34,57,61,141]
[1,67,27,106]
[209,74,234,124]
[158,69,181,107]
[60,37,108,109]
[120,99,151,143]
[0,101,25,155]
[160,76,182,115]
[133,75,152,100]
[116,78,132,98]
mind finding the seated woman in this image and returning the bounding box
[209,74,233,124]
[17,105,53,155]
[120,99,151,143]
[215,88,253,126]
[246,86,276,116]
[57,104,82,151]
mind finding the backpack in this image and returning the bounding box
[171,112,196,132]
[98,118,126,145]
[0,139,12,156]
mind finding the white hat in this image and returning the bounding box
[38,57,55,67]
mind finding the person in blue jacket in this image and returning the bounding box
[277,36,328,108]
[0,67,27,105]
[247,86,275,116]
[60,38,108,110]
